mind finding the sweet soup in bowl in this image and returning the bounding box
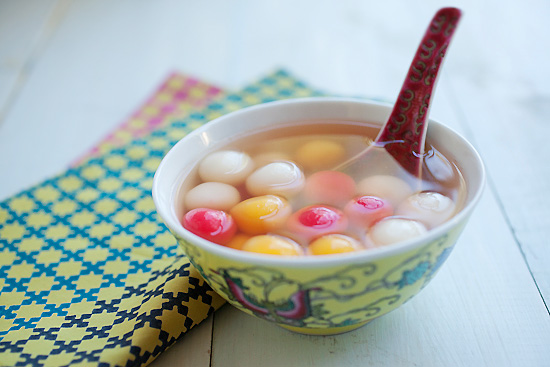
[179,121,465,255]
[153,98,485,335]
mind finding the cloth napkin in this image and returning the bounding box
[73,73,223,164]
[0,70,321,367]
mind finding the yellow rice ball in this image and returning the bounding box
[242,235,303,256]
[308,234,361,255]
[294,140,346,171]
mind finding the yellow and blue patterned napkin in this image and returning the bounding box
[0,70,321,367]
[73,73,223,164]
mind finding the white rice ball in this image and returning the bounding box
[396,192,455,228]
[185,182,241,211]
[245,161,305,198]
[368,217,427,247]
[198,150,254,185]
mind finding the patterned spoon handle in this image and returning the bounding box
[375,7,462,177]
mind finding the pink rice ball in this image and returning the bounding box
[304,171,356,207]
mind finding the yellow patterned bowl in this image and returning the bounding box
[153,98,485,335]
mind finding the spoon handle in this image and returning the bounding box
[375,7,462,177]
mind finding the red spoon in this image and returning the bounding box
[339,7,462,179]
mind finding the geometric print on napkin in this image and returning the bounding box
[73,73,222,164]
[0,70,321,367]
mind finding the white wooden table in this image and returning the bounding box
[1,1,549,366]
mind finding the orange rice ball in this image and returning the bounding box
[224,233,252,250]
[230,195,292,235]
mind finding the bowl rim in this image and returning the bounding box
[153,97,486,268]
